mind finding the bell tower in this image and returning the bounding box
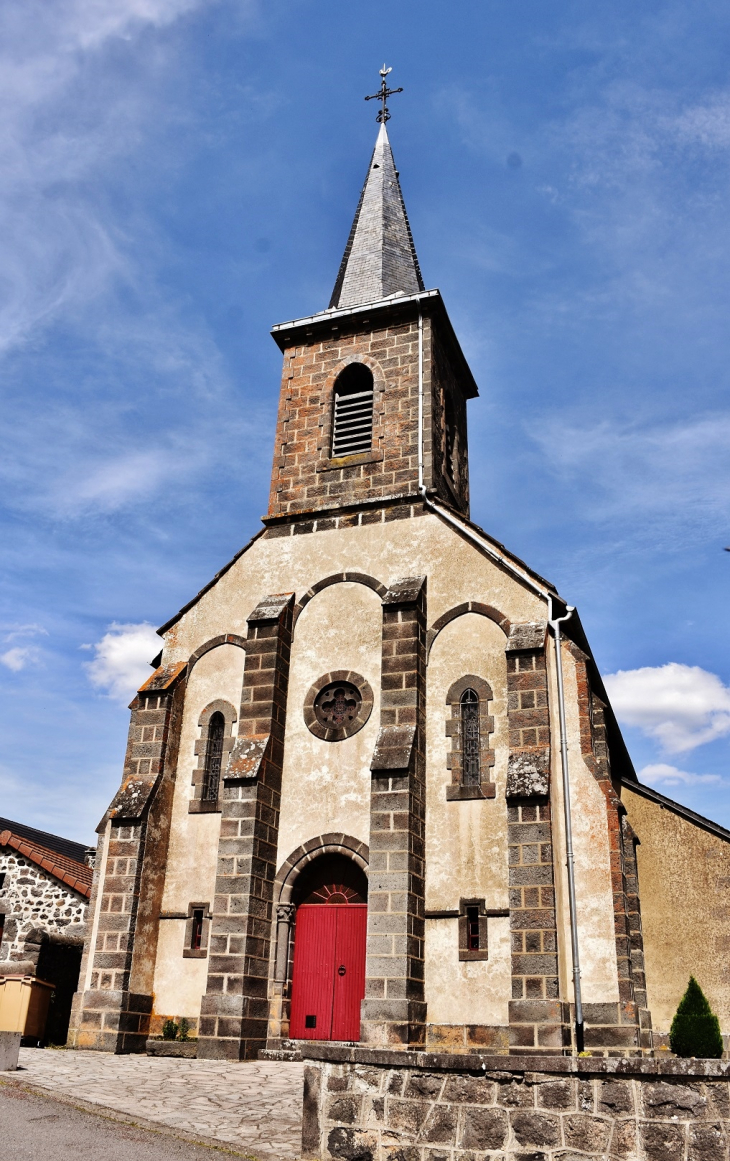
[266,119,478,527]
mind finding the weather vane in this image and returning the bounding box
[365,65,403,123]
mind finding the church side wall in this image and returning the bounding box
[429,323,470,515]
[622,785,730,1038]
[424,613,511,1045]
[277,582,382,864]
[549,644,621,1006]
[150,644,244,1028]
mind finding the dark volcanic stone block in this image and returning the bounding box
[639,1121,687,1161]
[563,1113,611,1152]
[459,1107,508,1150]
[510,1110,560,1147]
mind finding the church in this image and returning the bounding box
[69,85,730,1063]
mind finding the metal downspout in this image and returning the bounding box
[415,310,585,1053]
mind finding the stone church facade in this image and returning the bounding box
[69,122,730,1063]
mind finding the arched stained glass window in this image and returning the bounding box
[461,688,480,786]
[331,363,374,458]
[203,711,225,801]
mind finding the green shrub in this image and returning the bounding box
[669,977,723,1058]
[162,1018,179,1041]
[178,1018,190,1042]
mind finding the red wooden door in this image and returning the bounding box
[331,905,367,1040]
[289,904,367,1041]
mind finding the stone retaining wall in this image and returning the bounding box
[300,1046,730,1160]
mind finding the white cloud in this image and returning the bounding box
[1,622,48,642]
[604,662,730,753]
[673,94,730,150]
[0,646,40,672]
[85,621,162,702]
[639,763,724,788]
[0,623,48,670]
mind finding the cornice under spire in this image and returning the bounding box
[329,122,425,310]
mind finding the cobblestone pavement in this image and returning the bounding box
[11,1048,304,1160]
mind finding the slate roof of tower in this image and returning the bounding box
[329,122,425,309]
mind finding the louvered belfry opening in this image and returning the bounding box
[331,362,374,458]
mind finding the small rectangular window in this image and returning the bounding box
[190,908,204,951]
[305,1014,317,1029]
[466,906,480,950]
[459,899,488,961]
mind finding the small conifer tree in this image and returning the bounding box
[162,1018,179,1041]
[669,977,723,1058]
[178,1017,191,1042]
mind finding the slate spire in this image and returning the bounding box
[329,122,425,310]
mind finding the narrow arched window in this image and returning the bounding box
[331,363,374,458]
[461,689,480,786]
[202,711,225,801]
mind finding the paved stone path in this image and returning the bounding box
[10,1048,304,1160]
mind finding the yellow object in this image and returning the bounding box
[0,975,54,1039]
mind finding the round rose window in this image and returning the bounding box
[314,681,362,729]
[303,670,373,742]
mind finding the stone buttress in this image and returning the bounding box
[362,576,428,1047]
[69,663,186,1052]
[197,593,294,1061]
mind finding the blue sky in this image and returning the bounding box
[2,0,730,843]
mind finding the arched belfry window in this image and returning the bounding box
[203,711,225,801]
[460,689,481,786]
[331,363,374,458]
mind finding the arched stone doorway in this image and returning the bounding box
[288,853,368,1042]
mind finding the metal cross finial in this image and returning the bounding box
[364,64,403,124]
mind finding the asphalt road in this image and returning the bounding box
[0,1083,257,1160]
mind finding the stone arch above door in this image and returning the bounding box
[275,834,369,904]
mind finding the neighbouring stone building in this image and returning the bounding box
[69,104,730,1087]
[1,817,92,1043]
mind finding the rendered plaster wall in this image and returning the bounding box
[548,643,620,1004]
[151,643,244,1020]
[277,582,382,867]
[424,613,511,1028]
[153,920,209,1027]
[0,849,87,962]
[161,515,546,674]
[622,784,730,1034]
